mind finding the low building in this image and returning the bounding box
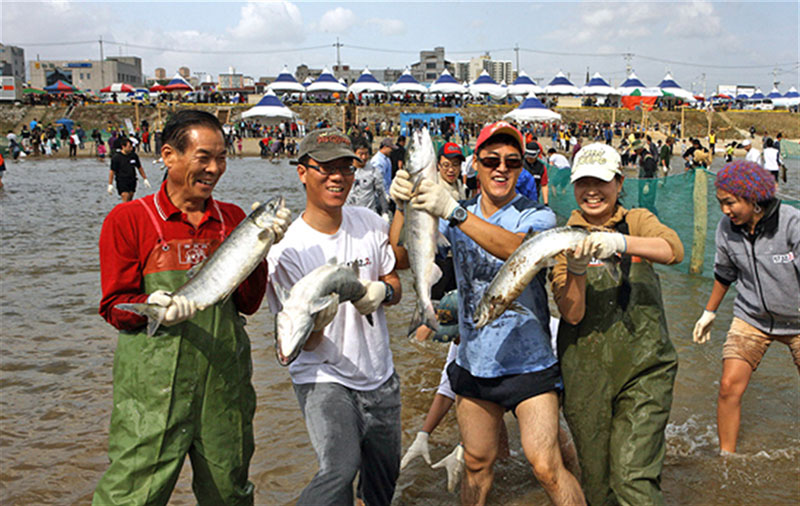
[410,47,453,83]
[0,44,25,82]
[29,56,143,91]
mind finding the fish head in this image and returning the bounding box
[406,127,437,180]
[251,196,287,230]
[275,307,314,366]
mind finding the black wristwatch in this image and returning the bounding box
[382,281,394,304]
[448,205,468,227]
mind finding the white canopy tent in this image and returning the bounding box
[267,66,306,94]
[428,69,466,94]
[389,69,428,94]
[508,70,544,96]
[241,90,297,124]
[306,68,347,93]
[347,68,388,95]
[544,72,580,95]
[503,93,562,122]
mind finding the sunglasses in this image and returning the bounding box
[477,156,523,170]
[306,162,356,176]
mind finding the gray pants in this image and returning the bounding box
[293,373,401,506]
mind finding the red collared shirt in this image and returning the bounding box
[99,181,267,330]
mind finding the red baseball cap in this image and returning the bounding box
[474,121,525,155]
[438,142,465,161]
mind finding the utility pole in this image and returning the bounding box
[772,67,781,89]
[701,72,707,99]
[99,35,105,88]
[333,37,343,77]
[514,43,519,73]
[623,53,633,76]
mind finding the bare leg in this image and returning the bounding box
[717,358,753,454]
[456,396,503,506]
[516,392,585,506]
[120,191,134,202]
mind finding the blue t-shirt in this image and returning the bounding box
[371,151,393,199]
[440,194,558,378]
[515,169,538,202]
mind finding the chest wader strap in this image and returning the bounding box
[614,218,632,311]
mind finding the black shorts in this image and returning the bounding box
[116,179,136,194]
[447,361,562,413]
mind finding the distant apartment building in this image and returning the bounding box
[178,66,191,79]
[461,54,514,83]
[0,44,25,82]
[29,56,143,91]
[154,67,167,80]
[410,47,453,83]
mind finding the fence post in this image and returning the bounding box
[690,168,708,274]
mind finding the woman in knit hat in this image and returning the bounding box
[693,160,799,455]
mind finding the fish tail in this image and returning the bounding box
[408,299,438,337]
[115,303,167,337]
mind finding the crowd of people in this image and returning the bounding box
[88,107,797,506]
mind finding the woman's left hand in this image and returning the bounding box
[581,232,627,259]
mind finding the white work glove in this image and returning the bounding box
[389,169,414,206]
[566,247,591,276]
[400,431,431,469]
[147,290,198,326]
[143,178,152,189]
[272,207,292,243]
[107,184,114,195]
[580,232,627,260]
[431,443,465,493]
[251,201,292,243]
[312,293,339,331]
[353,280,386,315]
[692,310,716,344]
[410,179,459,220]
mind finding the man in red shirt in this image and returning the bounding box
[95,110,290,505]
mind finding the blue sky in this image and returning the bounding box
[4,1,798,93]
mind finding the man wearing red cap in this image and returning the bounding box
[390,122,584,505]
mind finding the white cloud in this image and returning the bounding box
[368,18,407,37]
[228,1,305,43]
[315,7,357,34]
[664,1,722,38]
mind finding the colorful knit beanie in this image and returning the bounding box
[714,160,776,202]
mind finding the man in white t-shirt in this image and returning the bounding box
[742,139,762,165]
[548,147,571,196]
[266,128,402,506]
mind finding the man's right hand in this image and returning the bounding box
[107,184,114,195]
[147,290,198,326]
[390,170,414,206]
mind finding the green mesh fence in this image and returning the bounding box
[545,164,800,278]
[781,140,800,160]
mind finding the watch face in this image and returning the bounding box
[453,207,468,222]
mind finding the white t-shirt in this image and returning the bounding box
[549,153,570,170]
[763,147,780,172]
[266,206,396,390]
[745,148,762,165]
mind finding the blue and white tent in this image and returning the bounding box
[241,89,296,123]
[735,92,750,100]
[617,72,647,96]
[508,70,544,96]
[503,93,561,122]
[750,89,766,100]
[302,77,313,88]
[581,72,616,96]
[268,66,306,94]
[544,71,580,95]
[657,73,695,101]
[306,67,347,93]
[429,69,466,94]
[389,68,428,94]
[766,87,783,99]
[469,70,506,99]
[773,86,800,107]
[784,87,800,99]
[348,68,388,95]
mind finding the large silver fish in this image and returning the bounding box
[116,196,289,337]
[272,258,374,366]
[473,227,591,329]
[402,127,445,335]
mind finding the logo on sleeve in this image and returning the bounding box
[772,252,794,264]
